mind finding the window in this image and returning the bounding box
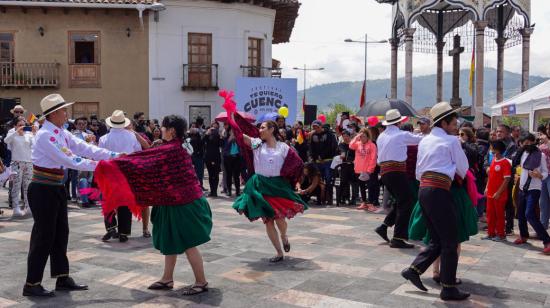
[188,33,212,87]
[69,32,100,64]
[71,102,99,120]
[0,33,14,63]
[69,31,101,87]
[248,38,262,77]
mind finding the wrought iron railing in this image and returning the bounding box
[240,65,282,78]
[0,62,60,88]
[182,64,219,90]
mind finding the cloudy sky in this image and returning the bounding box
[273,0,550,88]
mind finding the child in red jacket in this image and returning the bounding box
[484,140,511,241]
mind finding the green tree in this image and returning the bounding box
[501,116,523,128]
[325,103,355,127]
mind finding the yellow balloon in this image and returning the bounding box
[278,106,289,118]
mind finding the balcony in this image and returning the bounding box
[240,66,282,78]
[182,64,219,91]
[69,64,101,88]
[0,62,60,88]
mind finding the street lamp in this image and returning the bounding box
[344,34,387,102]
[293,65,325,111]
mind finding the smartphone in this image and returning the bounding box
[23,126,33,132]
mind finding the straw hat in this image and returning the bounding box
[39,94,74,120]
[10,104,26,114]
[382,109,408,126]
[430,102,458,127]
[105,110,131,128]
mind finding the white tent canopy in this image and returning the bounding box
[492,79,550,117]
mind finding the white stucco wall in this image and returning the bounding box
[149,0,275,123]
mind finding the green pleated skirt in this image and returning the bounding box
[151,197,212,255]
[409,186,478,245]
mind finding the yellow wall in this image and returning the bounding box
[0,6,149,119]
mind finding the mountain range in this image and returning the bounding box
[299,68,549,113]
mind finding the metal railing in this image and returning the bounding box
[182,64,219,90]
[240,65,282,78]
[0,62,60,88]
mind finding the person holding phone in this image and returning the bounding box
[4,117,36,216]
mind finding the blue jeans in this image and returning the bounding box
[518,190,550,244]
[68,169,79,199]
[316,161,332,186]
[78,178,90,204]
[540,177,550,229]
[477,196,486,218]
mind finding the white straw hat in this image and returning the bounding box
[430,102,459,127]
[39,94,74,120]
[10,105,26,114]
[382,109,408,126]
[105,110,131,128]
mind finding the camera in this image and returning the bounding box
[23,126,33,132]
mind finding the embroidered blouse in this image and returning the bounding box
[251,138,289,177]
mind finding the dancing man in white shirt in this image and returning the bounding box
[374,109,422,248]
[401,102,470,301]
[23,94,119,297]
[99,110,143,243]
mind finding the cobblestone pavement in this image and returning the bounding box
[1,187,550,308]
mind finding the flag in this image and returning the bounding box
[296,129,304,145]
[468,41,475,97]
[359,80,366,108]
[301,94,306,113]
[27,113,37,124]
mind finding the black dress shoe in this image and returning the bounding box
[375,225,390,243]
[55,277,88,291]
[119,234,129,243]
[390,239,414,249]
[401,268,428,292]
[102,230,118,242]
[440,287,470,301]
[23,284,55,297]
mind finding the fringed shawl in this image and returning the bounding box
[219,90,304,186]
[94,139,203,219]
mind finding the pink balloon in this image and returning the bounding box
[317,114,327,123]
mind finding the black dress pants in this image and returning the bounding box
[206,160,221,195]
[26,182,70,284]
[380,171,413,240]
[104,206,132,236]
[410,187,459,287]
[224,155,241,195]
[505,183,515,232]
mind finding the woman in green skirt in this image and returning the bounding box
[409,172,478,284]
[147,115,213,296]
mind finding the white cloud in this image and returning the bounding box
[273,0,550,88]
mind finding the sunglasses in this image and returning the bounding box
[459,133,466,136]
[13,111,23,114]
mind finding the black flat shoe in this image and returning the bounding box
[269,256,284,263]
[433,276,462,285]
[401,268,428,292]
[55,277,88,291]
[147,280,174,290]
[282,237,291,253]
[143,230,151,238]
[440,287,470,301]
[375,225,390,243]
[390,239,414,249]
[23,284,55,297]
[119,234,128,243]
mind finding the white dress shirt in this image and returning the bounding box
[416,127,469,181]
[251,138,289,177]
[519,151,549,191]
[377,125,423,164]
[99,128,142,154]
[4,130,34,163]
[32,120,117,171]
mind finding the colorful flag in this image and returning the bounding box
[301,94,306,113]
[27,113,37,124]
[468,41,475,97]
[296,129,304,145]
[359,80,366,108]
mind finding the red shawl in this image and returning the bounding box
[219,90,304,186]
[94,139,203,219]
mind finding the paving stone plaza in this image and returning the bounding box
[1,187,550,308]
